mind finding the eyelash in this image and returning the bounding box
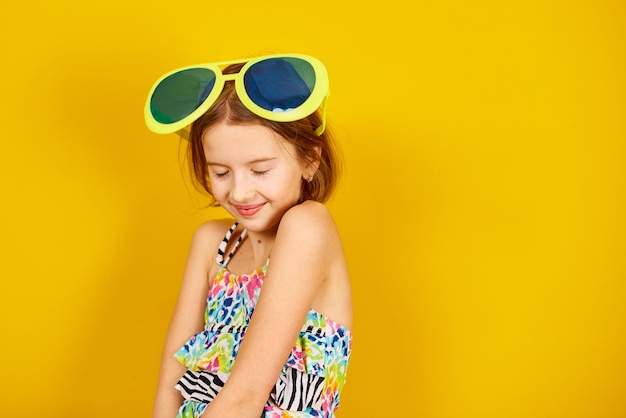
[212,170,269,178]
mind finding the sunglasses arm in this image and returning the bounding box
[314,93,330,136]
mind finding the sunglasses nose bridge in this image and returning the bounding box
[222,73,239,82]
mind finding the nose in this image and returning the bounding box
[230,173,255,202]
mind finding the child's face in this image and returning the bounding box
[202,122,309,234]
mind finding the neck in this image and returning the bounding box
[241,229,276,267]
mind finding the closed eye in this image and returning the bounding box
[212,171,229,178]
[252,169,270,177]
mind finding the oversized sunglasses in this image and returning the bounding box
[144,53,329,137]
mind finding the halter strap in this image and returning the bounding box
[216,222,247,267]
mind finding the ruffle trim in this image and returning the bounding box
[174,319,332,377]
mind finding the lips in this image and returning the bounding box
[234,203,265,217]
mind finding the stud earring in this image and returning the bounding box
[308,176,314,182]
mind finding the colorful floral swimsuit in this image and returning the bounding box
[174,223,352,417]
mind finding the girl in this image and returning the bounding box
[144,54,352,417]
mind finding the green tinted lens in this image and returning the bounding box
[150,68,217,124]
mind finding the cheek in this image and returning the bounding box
[286,175,306,200]
[262,175,301,199]
[209,180,228,199]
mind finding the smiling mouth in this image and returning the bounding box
[234,203,265,217]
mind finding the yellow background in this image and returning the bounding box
[1,1,624,417]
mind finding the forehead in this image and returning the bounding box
[202,123,295,160]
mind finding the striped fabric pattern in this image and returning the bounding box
[175,370,228,403]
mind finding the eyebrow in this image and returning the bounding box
[206,157,278,166]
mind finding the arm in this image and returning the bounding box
[152,222,224,418]
[202,201,337,418]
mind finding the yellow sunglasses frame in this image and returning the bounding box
[144,53,330,136]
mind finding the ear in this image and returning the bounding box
[303,146,322,180]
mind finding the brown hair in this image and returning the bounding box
[187,64,341,206]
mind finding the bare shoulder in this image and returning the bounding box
[187,218,237,273]
[279,202,352,330]
[275,201,345,274]
[278,201,338,238]
[192,218,235,243]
